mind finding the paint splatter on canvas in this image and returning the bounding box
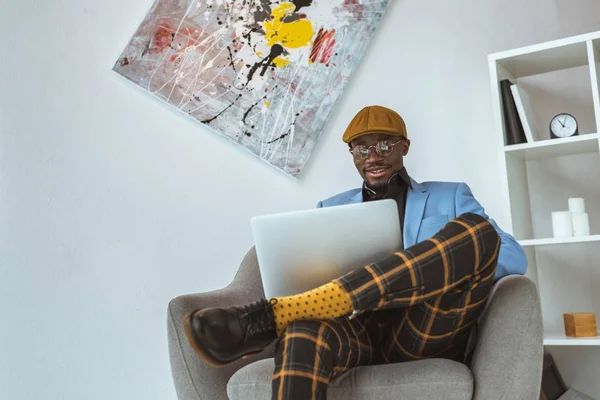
[113,0,391,177]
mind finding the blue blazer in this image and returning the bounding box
[317,178,527,279]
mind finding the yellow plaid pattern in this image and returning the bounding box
[271,213,500,400]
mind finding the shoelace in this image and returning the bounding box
[240,299,277,335]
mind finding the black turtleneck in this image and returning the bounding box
[362,167,412,234]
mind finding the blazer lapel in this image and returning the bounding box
[404,179,429,248]
[348,190,363,204]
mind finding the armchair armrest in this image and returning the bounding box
[471,275,544,400]
[167,247,271,400]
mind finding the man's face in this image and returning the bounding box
[350,133,411,191]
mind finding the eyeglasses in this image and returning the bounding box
[349,138,405,161]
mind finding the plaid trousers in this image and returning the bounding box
[271,213,500,400]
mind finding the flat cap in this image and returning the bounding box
[342,105,407,143]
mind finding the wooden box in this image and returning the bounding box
[563,313,598,338]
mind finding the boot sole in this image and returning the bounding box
[183,312,262,368]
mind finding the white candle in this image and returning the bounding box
[552,211,573,238]
[572,212,590,237]
[568,198,585,213]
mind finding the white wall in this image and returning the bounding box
[2,1,600,399]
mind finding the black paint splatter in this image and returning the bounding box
[141,40,152,57]
[242,28,261,51]
[292,0,312,12]
[226,46,237,73]
[201,94,243,124]
[242,95,268,125]
[240,85,278,127]
[246,44,284,84]
[262,111,302,144]
[265,129,291,144]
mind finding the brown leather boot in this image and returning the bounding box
[183,299,277,367]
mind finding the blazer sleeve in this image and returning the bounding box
[454,182,528,279]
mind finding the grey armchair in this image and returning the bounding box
[168,247,544,400]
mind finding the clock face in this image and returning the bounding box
[550,113,578,138]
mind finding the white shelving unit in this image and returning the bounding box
[544,332,600,346]
[504,133,600,160]
[518,235,600,247]
[489,31,600,396]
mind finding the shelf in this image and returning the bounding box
[518,235,600,247]
[489,31,600,78]
[504,133,600,160]
[544,332,600,346]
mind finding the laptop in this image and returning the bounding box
[251,199,402,299]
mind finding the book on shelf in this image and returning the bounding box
[510,84,536,143]
[499,79,527,145]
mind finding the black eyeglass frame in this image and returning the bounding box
[349,138,406,160]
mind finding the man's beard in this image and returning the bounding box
[367,179,390,193]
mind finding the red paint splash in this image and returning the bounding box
[309,29,336,66]
[343,0,365,20]
[147,20,203,58]
[152,23,174,52]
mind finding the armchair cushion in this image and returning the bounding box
[228,358,473,400]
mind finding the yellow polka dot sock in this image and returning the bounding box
[272,281,353,335]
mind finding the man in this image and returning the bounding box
[184,105,527,400]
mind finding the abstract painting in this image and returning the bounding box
[113,0,391,177]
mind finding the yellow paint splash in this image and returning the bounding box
[263,3,314,49]
[271,57,290,68]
